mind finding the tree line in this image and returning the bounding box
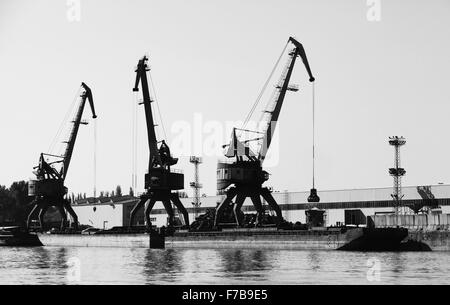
[0,182,129,225]
[0,181,31,225]
[0,181,193,225]
[71,185,126,201]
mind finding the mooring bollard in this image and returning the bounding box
[149,227,165,249]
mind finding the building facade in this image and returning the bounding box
[72,184,450,229]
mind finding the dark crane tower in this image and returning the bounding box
[214,37,315,228]
[129,56,190,230]
[389,136,406,215]
[27,83,97,230]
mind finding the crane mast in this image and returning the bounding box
[61,82,97,180]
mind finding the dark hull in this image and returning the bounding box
[0,232,43,247]
[338,227,411,251]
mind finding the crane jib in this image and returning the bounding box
[133,56,163,169]
[257,39,315,162]
[61,83,97,180]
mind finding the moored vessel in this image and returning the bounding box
[0,227,42,247]
[29,226,411,251]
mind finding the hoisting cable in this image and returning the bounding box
[312,82,315,189]
[308,81,320,203]
[131,92,138,195]
[48,86,81,154]
[135,94,139,193]
[241,41,289,132]
[93,119,97,198]
[149,71,168,141]
[131,92,135,194]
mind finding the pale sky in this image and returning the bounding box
[1,0,449,198]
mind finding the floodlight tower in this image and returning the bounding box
[190,156,203,219]
[388,136,406,215]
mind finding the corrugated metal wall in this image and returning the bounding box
[374,213,450,230]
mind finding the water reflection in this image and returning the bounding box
[1,247,449,284]
[136,248,273,284]
[3,247,70,284]
[390,253,406,276]
[217,249,271,281]
[307,251,321,271]
[54,247,68,268]
[141,249,183,283]
[26,247,68,270]
[29,247,52,270]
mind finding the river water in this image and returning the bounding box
[0,247,448,284]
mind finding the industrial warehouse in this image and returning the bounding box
[71,184,450,230]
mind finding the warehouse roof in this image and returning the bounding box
[73,184,450,209]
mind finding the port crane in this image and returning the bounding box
[129,56,190,229]
[27,83,97,230]
[214,37,315,227]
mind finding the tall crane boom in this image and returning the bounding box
[258,37,315,162]
[133,57,163,170]
[61,82,97,180]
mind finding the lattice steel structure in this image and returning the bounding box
[190,156,203,219]
[388,136,406,215]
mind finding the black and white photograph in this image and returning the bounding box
[0,0,449,291]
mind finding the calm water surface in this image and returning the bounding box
[0,247,449,284]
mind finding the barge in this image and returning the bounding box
[4,213,449,251]
[0,227,42,247]
[1,226,416,251]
